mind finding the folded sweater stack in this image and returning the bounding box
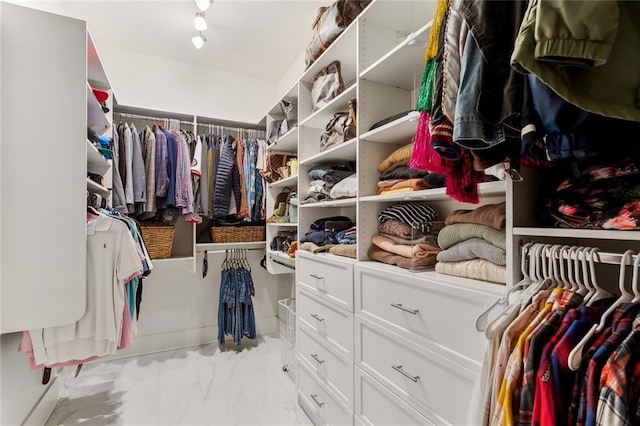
[299,216,357,259]
[301,163,357,204]
[377,144,446,196]
[435,202,507,284]
[368,203,442,270]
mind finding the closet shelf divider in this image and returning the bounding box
[512,227,640,241]
[359,112,419,144]
[270,174,298,189]
[86,83,110,133]
[359,180,506,203]
[298,83,358,129]
[86,139,111,176]
[267,127,298,154]
[299,137,357,167]
[86,178,110,198]
[299,198,357,209]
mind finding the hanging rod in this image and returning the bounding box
[271,258,295,270]
[524,245,640,267]
[199,248,266,254]
[113,112,194,126]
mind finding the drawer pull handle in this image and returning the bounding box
[310,353,325,364]
[310,313,325,322]
[310,274,324,280]
[310,393,325,407]
[391,303,419,315]
[392,365,420,382]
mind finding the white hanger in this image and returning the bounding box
[567,246,581,292]
[568,249,634,370]
[631,252,640,303]
[574,246,590,297]
[476,242,533,332]
[586,248,612,306]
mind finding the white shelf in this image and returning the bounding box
[512,227,640,241]
[267,250,296,267]
[357,260,506,295]
[360,112,419,144]
[196,242,266,252]
[267,81,298,117]
[86,177,110,198]
[87,32,111,90]
[87,83,110,134]
[86,139,110,176]
[267,222,298,228]
[301,23,357,84]
[300,138,357,166]
[360,181,507,203]
[360,21,432,91]
[270,174,298,189]
[299,84,357,129]
[267,127,297,153]
[299,198,357,208]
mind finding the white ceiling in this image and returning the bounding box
[15,0,327,82]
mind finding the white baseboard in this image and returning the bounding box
[102,316,278,361]
[22,368,73,426]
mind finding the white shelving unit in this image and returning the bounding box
[299,84,358,129]
[299,138,358,166]
[360,181,507,203]
[86,177,110,198]
[270,174,298,189]
[359,112,419,144]
[86,139,111,176]
[86,82,110,134]
[267,127,298,153]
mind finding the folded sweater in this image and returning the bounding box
[436,238,506,265]
[329,244,357,259]
[380,166,429,181]
[435,259,506,284]
[379,232,440,249]
[437,223,507,250]
[377,143,414,173]
[445,202,506,230]
[299,242,335,253]
[372,235,440,258]
[368,246,437,270]
[377,178,431,194]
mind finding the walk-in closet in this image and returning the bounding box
[2,0,640,425]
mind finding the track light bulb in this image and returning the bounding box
[195,0,212,12]
[194,12,207,31]
[192,33,206,49]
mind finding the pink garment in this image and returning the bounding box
[371,235,440,258]
[118,293,134,350]
[18,332,101,370]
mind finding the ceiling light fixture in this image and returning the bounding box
[192,32,207,49]
[195,0,212,12]
[194,12,207,31]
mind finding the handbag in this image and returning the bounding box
[266,115,282,145]
[311,61,345,111]
[305,0,373,67]
[280,98,297,131]
[263,154,289,183]
[320,99,356,152]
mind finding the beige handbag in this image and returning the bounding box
[311,61,345,111]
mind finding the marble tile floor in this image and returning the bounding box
[45,333,312,426]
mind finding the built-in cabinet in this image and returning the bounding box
[0,2,112,334]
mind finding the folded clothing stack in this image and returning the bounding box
[376,143,446,195]
[301,163,357,204]
[435,202,507,284]
[299,216,357,259]
[368,203,442,269]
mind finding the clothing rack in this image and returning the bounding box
[196,122,265,139]
[201,247,266,278]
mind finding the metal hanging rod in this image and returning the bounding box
[271,258,295,270]
[523,244,640,266]
[113,112,194,126]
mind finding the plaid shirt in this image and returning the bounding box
[596,316,640,426]
[493,290,560,426]
[489,290,553,425]
[532,307,580,426]
[585,303,640,426]
[518,291,583,426]
[550,302,612,426]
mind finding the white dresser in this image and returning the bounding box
[296,250,505,426]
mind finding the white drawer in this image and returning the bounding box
[356,317,477,425]
[297,251,355,312]
[355,367,434,426]
[298,287,354,360]
[299,322,354,408]
[355,263,502,363]
[298,360,353,426]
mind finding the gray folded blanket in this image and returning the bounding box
[437,223,507,250]
[436,238,506,265]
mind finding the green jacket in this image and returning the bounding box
[511,0,640,122]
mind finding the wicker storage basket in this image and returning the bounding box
[140,222,175,259]
[210,226,265,243]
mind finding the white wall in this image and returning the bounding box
[98,44,277,124]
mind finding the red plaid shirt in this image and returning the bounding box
[596,316,640,426]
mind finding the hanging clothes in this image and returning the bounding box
[141,125,157,217]
[217,252,256,346]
